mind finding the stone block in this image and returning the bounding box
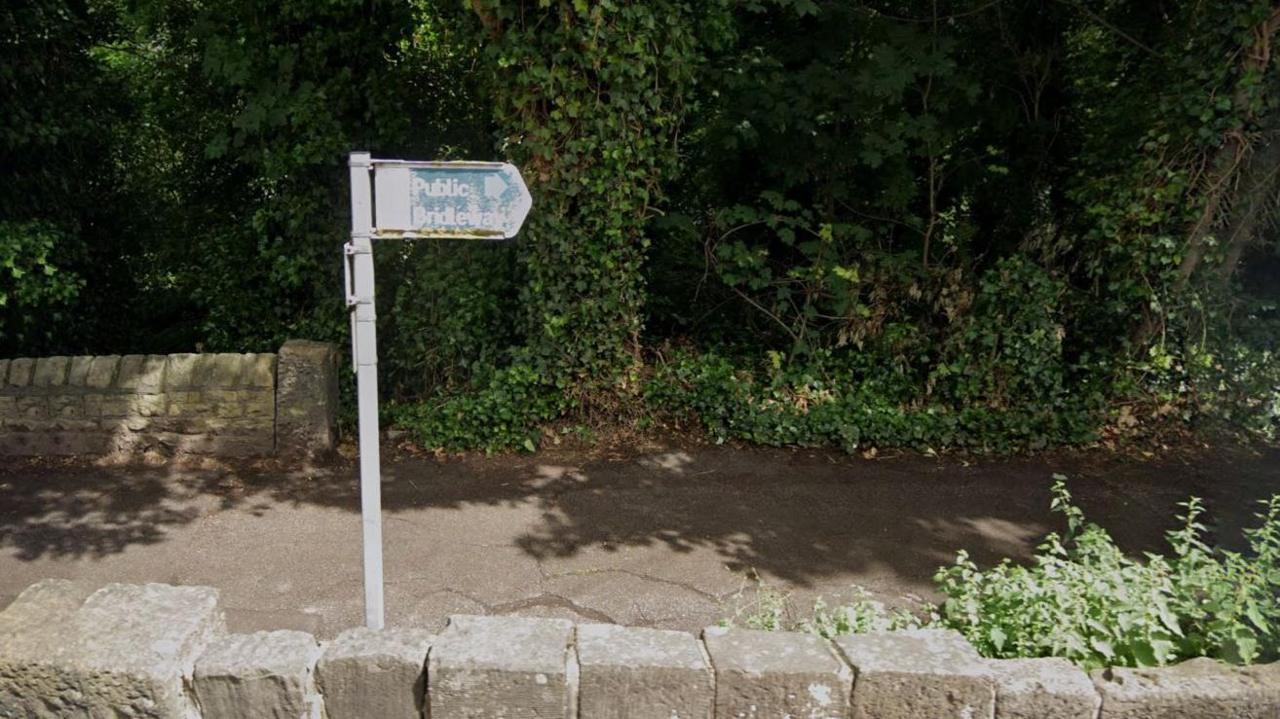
[276,340,339,457]
[990,658,1099,719]
[85,356,120,389]
[316,627,433,719]
[0,431,115,456]
[0,579,93,639]
[133,393,167,418]
[166,392,217,417]
[99,397,133,418]
[117,355,167,392]
[163,354,201,390]
[194,630,323,719]
[143,431,274,457]
[48,395,85,419]
[80,393,105,416]
[49,418,100,433]
[0,359,8,385]
[1092,657,1280,719]
[199,354,247,389]
[65,356,94,386]
[0,581,224,718]
[195,390,241,418]
[14,397,47,421]
[834,629,994,719]
[31,357,70,387]
[702,625,851,719]
[5,359,33,388]
[3,418,51,433]
[241,390,274,419]
[428,614,574,719]
[0,397,14,420]
[578,623,713,719]
[242,353,277,388]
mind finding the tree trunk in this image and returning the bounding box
[1218,117,1280,288]
[1134,6,1280,347]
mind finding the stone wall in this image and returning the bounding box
[1,579,1277,719]
[0,340,338,458]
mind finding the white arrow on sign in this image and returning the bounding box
[484,174,505,198]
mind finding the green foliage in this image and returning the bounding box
[936,478,1280,669]
[0,0,140,356]
[466,0,734,392]
[382,241,518,397]
[388,364,565,454]
[724,477,1280,670]
[0,221,84,348]
[113,0,475,351]
[2,0,1277,451]
[937,257,1071,409]
[722,578,916,638]
[644,332,1102,454]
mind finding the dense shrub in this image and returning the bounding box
[644,257,1118,452]
[387,364,564,453]
[644,341,1103,453]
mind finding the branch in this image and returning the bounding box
[1050,0,1159,57]
[471,0,504,40]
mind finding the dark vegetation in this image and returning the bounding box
[3,0,1278,452]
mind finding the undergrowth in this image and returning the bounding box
[723,476,1280,670]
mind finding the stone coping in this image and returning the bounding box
[1,580,1278,718]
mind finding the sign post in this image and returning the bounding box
[345,152,531,629]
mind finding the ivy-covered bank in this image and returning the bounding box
[4,0,1279,453]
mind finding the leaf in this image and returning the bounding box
[1090,639,1116,660]
[1156,600,1184,637]
[989,626,1007,652]
[1244,604,1270,635]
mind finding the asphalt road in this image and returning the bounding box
[1,443,1276,638]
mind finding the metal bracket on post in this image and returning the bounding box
[343,241,371,308]
[343,241,367,371]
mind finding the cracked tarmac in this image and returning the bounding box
[0,442,1275,637]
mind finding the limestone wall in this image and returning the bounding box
[0,340,338,458]
[1,579,1277,719]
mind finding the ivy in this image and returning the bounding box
[470,0,733,389]
[3,0,1278,451]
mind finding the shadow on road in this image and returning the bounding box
[1,444,1276,592]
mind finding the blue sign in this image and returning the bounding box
[373,161,532,239]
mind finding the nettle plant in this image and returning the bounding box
[726,476,1280,670]
[937,476,1280,669]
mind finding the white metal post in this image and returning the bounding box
[347,151,385,629]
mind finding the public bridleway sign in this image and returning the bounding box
[345,153,532,629]
[372,161,531,239]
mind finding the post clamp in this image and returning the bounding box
[343,240,374,307]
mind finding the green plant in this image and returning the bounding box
[5,0,1279,452]
[644,348,1102,453]
[721,476,1280,670]
[0,221,85,350]
[464,0,734,395]
[721,576,915,637]
[936,476,1280,669]
[388,363,566,453]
